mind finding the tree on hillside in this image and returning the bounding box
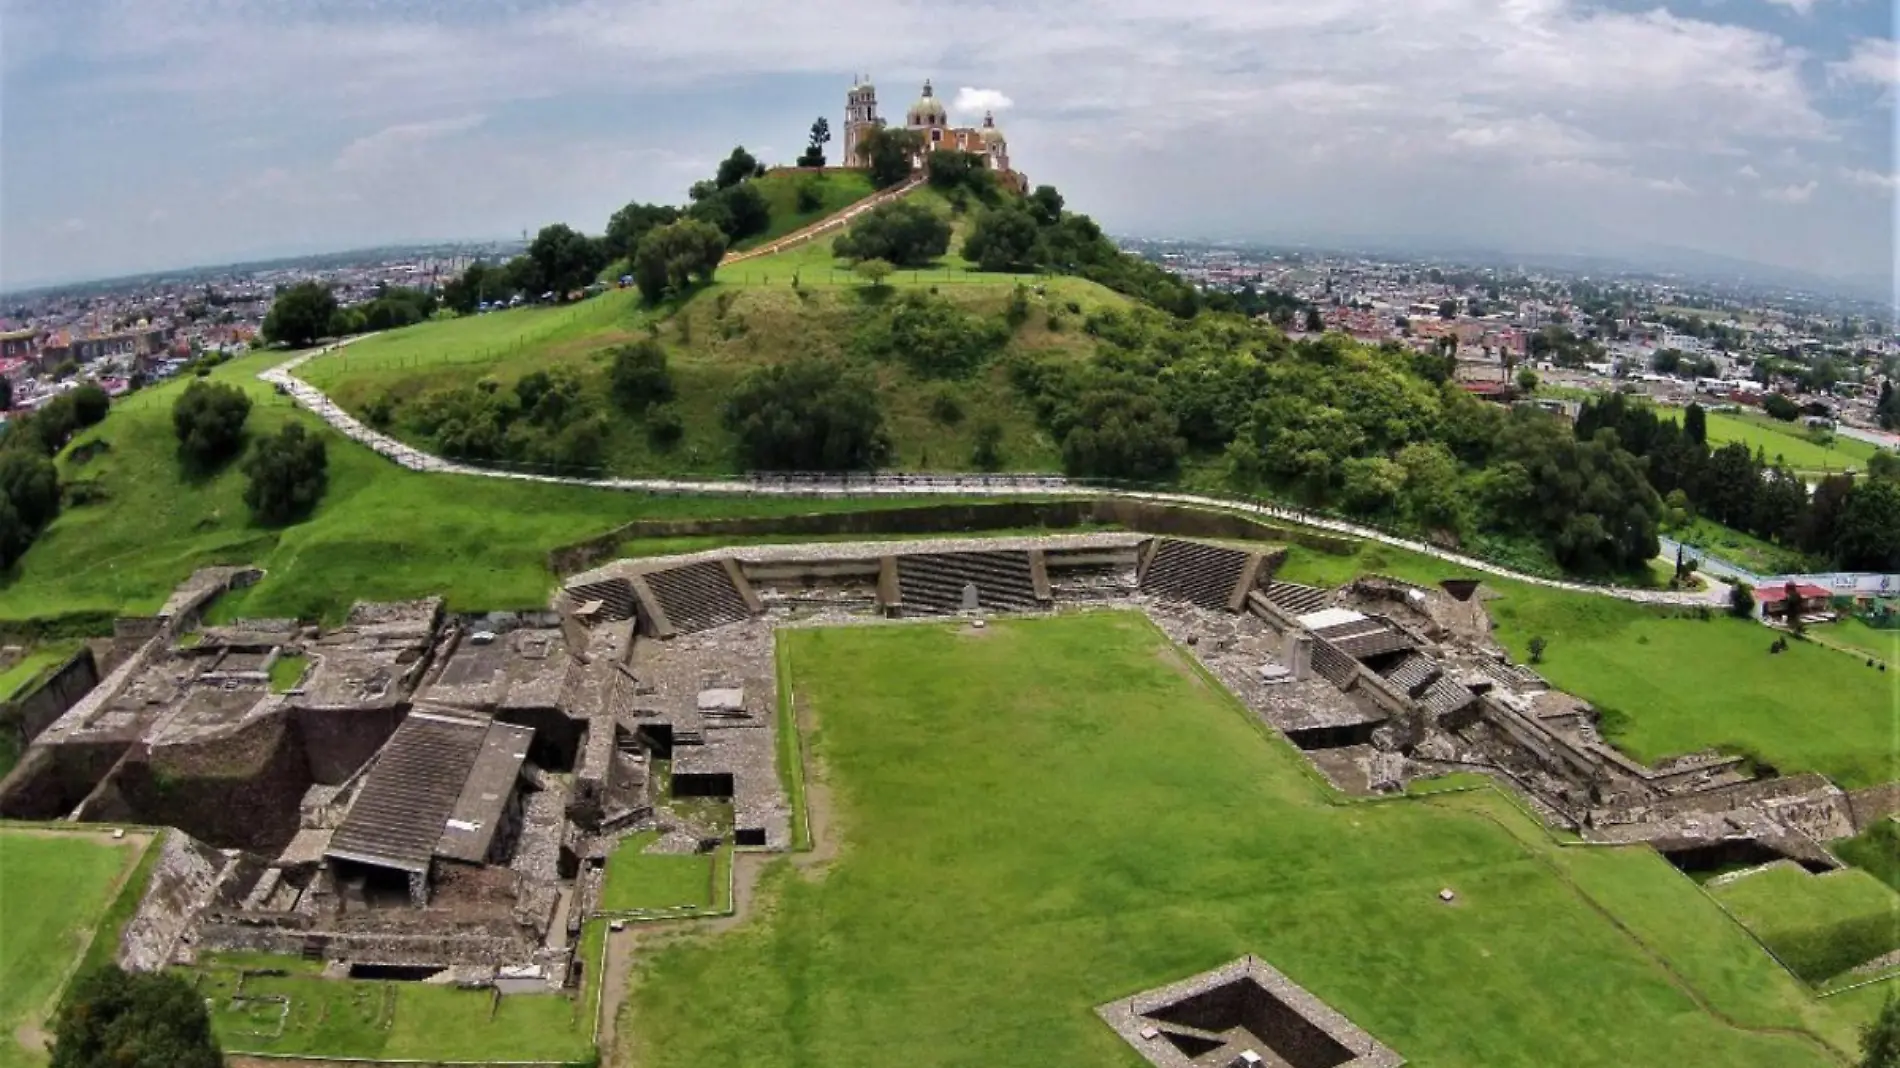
[609,339,675,412]
[604,202,681,265]
[1683,401,1708,446]
[0,447,59,535]
[441,261,512,314]
[853,258,894,289]
[1438,298,1457,320]
[1729,580,1755,619]
[0,376,12,412]
[716,146,761,190]
[1515,366,1539,394]
[1862,997,1900,1068]
[1027,185,1064,226]
[524,223,607,297]
[243,423,328,525]
[71,384,110,428]
[961,204,1041,272]
[1878,380,1898,432]
[1835,477,1900,572]
[633,219,727,303]
[689,182,770,243]
[1762,392,1800,422]
[1059,387,1185,481]
[260,282,339,349]
[172,379,252,468]
[50,966,221,1068]
[797,117,831,168]
[723,358,891,471]
[856,127,923,189]
[833,199,950,267]
[1304,307,1324,333]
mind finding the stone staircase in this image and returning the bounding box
[1263,580,1332,616]
[893,551,1041,616]
[1139,539,1258,611]
[719,174,927,267]
[642,561,753,636]
[563,578,637,623]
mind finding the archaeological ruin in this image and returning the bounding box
[0,528,1887,1035]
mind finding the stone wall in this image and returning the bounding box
[1848,783,1900,832]
[293,705,405,785]
[0,646,100,747]
[0,738,130,819]
[115,716,314,853]
[548,498,1353,575]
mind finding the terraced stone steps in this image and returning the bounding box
[1263,581,1332,616]
[563,578,637,622]
[1139,539,1257,611]
[643,561,753,636]
[893,551,1041,616]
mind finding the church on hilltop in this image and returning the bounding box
[840,76,1022,189]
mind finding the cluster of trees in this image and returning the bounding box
[723,358,890,471]
[855,127,925,188]
[399,367,610,470]
[49,965,221,1068]
[1579,393,1900,571]
[261,282,439,348]
[1527,325,1606,368]
[1650,347,1718,379]
[958,184,1200,316]
[1878,380,1899,431]
[1007,310,1662,573]
[170,380,329,524]
[852,292,1009,377]
[834,200,950,267]
[0,383,113,565]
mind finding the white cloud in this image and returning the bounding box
[0,0,1890,285]
[334,113,486,172]
[1736,164,1760,180]
[1760,0,1819,14]
[1840,167,1899,191]
[1761,180,1817,203]
[1829,37,1897,89]
[952,87,1013,117]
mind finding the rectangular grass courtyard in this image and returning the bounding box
[620,612,1871,1068]
[0,827,153,1068]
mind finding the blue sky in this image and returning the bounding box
[1,0,1893,290]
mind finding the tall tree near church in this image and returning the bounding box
[797,117,831,168]
[857,127,923,189]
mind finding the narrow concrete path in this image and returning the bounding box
[261,348,1718,608]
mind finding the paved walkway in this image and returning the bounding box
[719,175,926,267]
[260,347,1717,607]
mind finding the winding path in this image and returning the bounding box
[260,348,1717,607]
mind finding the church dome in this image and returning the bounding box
[980,111,1005,144]
[908,79,946,124]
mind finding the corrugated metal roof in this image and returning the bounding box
[327,710,489,874]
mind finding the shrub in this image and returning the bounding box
[70,383,110,428]
[833,199,950,267]
[610,340,675,412]
[647,405,684,450]
[171,380,252,468]
[723,358,890,471]
[242,423,328,524]
[854,292,1008,378]
[971,421,1005,471]
[928,390,964,426]
[50,965,221,1068]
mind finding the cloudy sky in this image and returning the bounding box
[1,0,1894,291]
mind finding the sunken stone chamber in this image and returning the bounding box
[1098,956,1403,1068]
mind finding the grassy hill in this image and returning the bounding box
[303,187,1131,479]
[730,168,877,252]
[0,353,992,627]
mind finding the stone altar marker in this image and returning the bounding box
[961,582,980,613]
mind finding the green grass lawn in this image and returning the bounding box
[1811,616,1900,667]
[184,952,593,1061]
[0,828,151,1068]
[1670,515,1813,576]
[0,351,1034,626]
[731,169,878,252]
[0,643,83,701]
[267,653,308,693]
[1837,820,1900,893]
[600,831,721,913]
[1688,410,1881,474]
[1710,864,1900,985]
[621,613,1867,1068]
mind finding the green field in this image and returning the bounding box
[600,830,723,913]
[730,169,878,251]
[0,351,1024,626]
[1710,864,1900,985]
[620,613,1867,1068]
[1837,820,1900,893]
[0,643,83,701]
[1812,616,1900,667]
[1677,409,1883,474]
[1671,515,1814,576]
[0,828,152,1068]
[183,951,594,1061]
